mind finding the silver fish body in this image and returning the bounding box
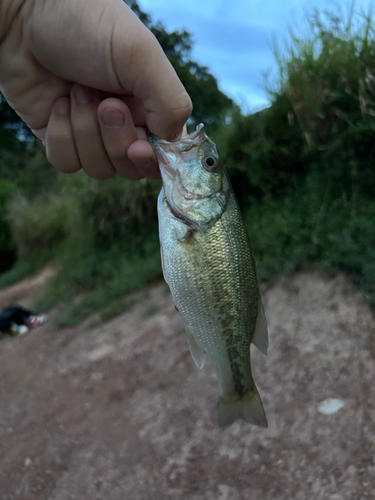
[150,124,268,429]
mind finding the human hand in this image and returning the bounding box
[0,0,192,180]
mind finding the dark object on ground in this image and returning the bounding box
[0,306,46,335]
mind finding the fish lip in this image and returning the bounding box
[149,123,206,147]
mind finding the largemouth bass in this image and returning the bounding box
[150,124,268,429]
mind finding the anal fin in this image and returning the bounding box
[252,297,268,356]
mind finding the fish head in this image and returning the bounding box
[150,124,229,231]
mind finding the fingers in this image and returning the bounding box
[70,85,116,180]
[45,98,81,174]
[97,98,158,180]
[127,134,160,180]
[43,86,160,180]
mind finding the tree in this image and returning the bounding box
[126,0,236,131]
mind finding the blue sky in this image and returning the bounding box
[139,0,374,112]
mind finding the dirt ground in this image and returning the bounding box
[0,268,374,500]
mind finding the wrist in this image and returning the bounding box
[0,0,28,43]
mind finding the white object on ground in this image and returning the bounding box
[18,325,29,335]
[318,398,345,415]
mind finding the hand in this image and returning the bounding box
[0,0,192,180]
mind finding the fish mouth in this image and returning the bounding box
[148,123,210,183]
[148,123,208,169]
[149,125,212,201]
[149,123,206,148]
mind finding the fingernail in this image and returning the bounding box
[56,99,70,116]
[74,85,93,105]
[101,108,125,129]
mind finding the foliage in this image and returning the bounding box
[35,235,161,326]
[0,93,33,141]
[64,173,160,251]
[0,253,53,288]
[6,194,80,257]
[244,173,375,301]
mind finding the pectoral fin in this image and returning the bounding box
[252,297,268,356]
[185,326,206,369]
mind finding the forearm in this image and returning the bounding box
[0,0,28,42]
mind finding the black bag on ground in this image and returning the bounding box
[0,306,33,333]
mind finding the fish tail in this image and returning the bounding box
[217,385,268,429]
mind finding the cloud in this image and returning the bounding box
[139,0,375,110]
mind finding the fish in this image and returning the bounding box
[149,123,268,429]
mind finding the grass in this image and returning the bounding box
[0,251,53,288]
[34,237,162,327]
[245,176,375,303]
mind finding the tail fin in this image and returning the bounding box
[217,386,268,429]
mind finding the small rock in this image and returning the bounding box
[25,457,32,467]
[318,398,345,415]
[88,344,114,361]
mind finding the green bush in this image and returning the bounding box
[6,194,80,258]
[245,170,375,302]
[35,235,162,326]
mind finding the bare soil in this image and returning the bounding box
[0,269,374,500]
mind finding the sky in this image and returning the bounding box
[139,0,374,112]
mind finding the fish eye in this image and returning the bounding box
[203,156,219,172]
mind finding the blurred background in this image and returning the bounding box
[0,1,374,498]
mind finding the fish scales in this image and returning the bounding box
[151,124,268,429]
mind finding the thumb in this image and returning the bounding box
[111,5,193,140]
